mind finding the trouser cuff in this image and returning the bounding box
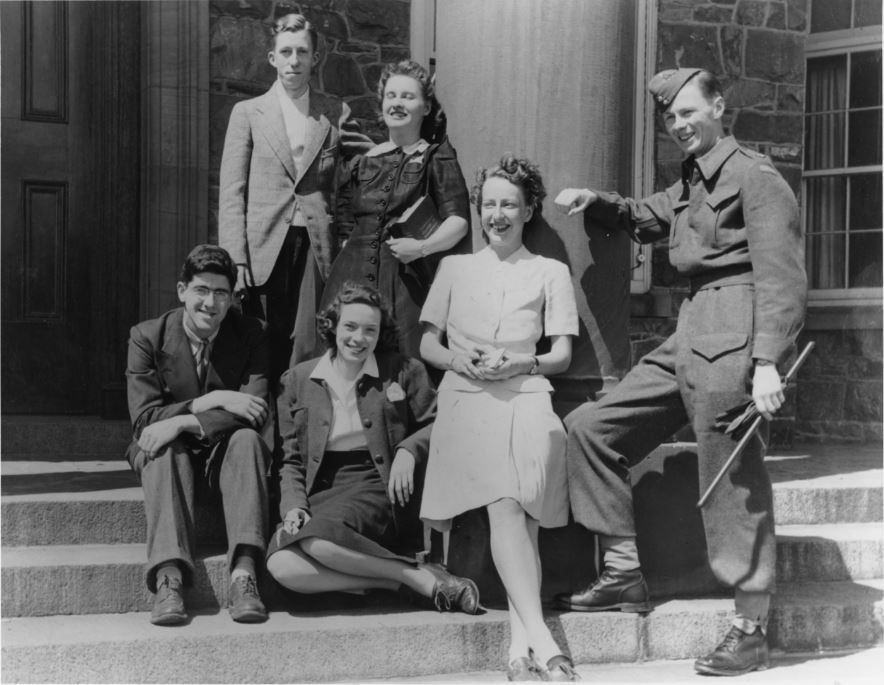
[599,534,641,572]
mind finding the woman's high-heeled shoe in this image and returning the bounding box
[420,562,481,614]
[507,656,542,681]
[540,655,579,681]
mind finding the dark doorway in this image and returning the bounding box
[2,1,140,417]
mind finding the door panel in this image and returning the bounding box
[2,1,91,413]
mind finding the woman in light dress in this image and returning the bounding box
[419,155,580,681]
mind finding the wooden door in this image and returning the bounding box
[434,0,641,405]
[2,1,140,415]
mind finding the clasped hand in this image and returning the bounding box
[205,390,268,427]
[451,345,532,381]
[385,237,423,264]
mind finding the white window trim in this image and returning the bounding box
[804,22,882,308]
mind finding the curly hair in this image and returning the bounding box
[316,282,399,357]
[469,153,547,215]
[179,244,237,291]
[376,60,447,144]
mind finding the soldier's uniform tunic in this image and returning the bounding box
[566,135,806,596]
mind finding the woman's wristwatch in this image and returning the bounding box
[528,355,540,375]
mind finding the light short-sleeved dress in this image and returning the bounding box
[418,246,579,529]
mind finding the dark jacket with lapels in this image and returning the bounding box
[125,307,272,460]
[276,351,436,525]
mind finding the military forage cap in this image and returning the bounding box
[648,68,703,107]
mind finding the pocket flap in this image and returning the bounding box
[705,185,740,210]
[691,332,749,362]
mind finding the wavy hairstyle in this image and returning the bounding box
[316,282,399,356]
[179,244,237,290]
[270,10,319,53]
[376,60,447,144]
[469,153,547,216]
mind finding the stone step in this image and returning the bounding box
[1,416,131,460]
[3,445,879,547]
[3,520,881,618]
[1,580,882,683]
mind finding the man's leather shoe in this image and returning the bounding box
[422,562,481,614]
[228,574,268,623]
[554,568,650,613]
[694,625,769,676]
[150,575,187,625]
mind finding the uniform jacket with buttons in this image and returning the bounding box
[276,351,436,519]
[124,307,272,461]
[587,136,806,366]
[219,87,373,288]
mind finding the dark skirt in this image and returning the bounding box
[267,450,417,564]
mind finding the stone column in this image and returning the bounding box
[140,0,210,317]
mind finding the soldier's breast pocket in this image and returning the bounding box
[704,185,743,246]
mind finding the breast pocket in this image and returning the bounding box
[400,157,425,185]
[704,185,742,245]
[668,199,690,250]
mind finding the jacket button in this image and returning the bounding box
[387,173,395,181]
[363,419,372,428]
[379,199,387,207]
[370,241,378,248]
[375,454,384,463]
[369,256,377,264]
[367,274,375,282]
[382,184,391,191]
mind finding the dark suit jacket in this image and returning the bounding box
[125,307,271,461]
[219,87,373,287]
[276,351,436,533]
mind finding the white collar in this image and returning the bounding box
[365,138,430,158]
[310,350,379,382]
[273,78,310,106]
[182,316,219,346]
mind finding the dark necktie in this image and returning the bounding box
[196,340,209,384]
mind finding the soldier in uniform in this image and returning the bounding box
[553,69,806,676]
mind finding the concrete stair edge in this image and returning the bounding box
[1,581,883,683]
[3,481,880,548]
[2,529,883,617]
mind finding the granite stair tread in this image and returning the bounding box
[1,580,882,683]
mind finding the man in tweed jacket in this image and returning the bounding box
[219,13,371,381]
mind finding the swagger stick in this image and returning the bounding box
[697,341,815,508]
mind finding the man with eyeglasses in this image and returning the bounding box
[125,244,273,625]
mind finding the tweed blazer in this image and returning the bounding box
[219,87,372,287]
[124,308,272,462]
[276,352,436,519]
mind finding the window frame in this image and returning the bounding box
[803,22,882,307]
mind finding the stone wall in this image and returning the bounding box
[630,0,882,445]
[208,0,409,241]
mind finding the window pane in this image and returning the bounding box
[854,0,883,28]
[805,113,846,169]
[807,55,847,112]
[807,234,846,288]
[848,109,883,166]
[811,0,852,32]
[850,50,882,108]
[806,176,847,234]
[850,173,883,229]
[849,231,883,286]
